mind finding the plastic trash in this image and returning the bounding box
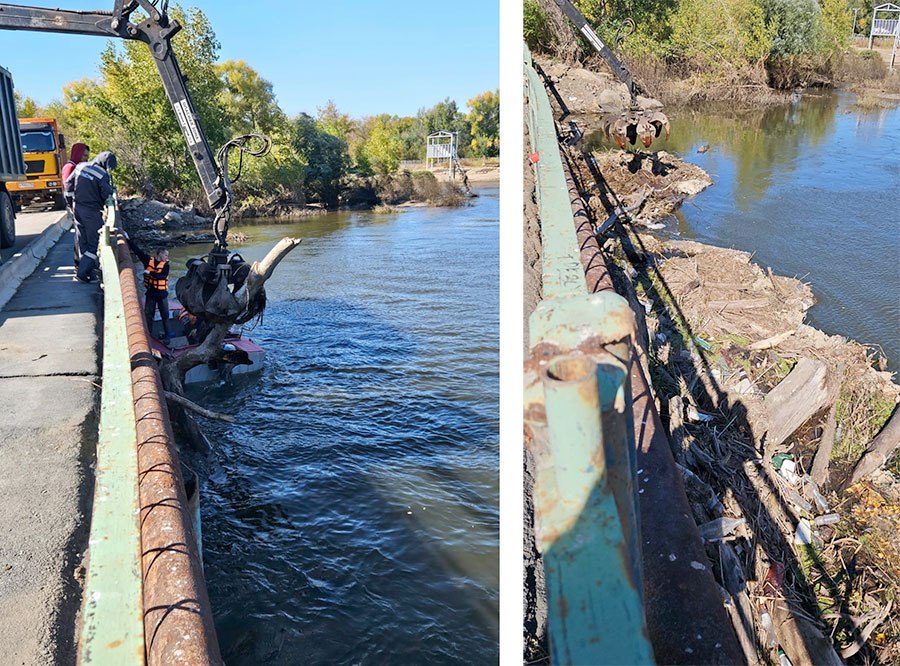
[814,513,840,526]
[705,492,725,517]
[793,518,822,548]
[779,479,812,513]
[801,474,829,513]
[223,343,236,352]
[759,605,777,648]
[698,517,745,541]
[772,453,793,470]
[779,649,793,666]
[764,561,785,595]
[779,459,800,486]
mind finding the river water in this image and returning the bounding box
[168,188,499,664]
[588,92,900,371]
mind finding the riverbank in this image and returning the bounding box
[533,51,900,110]
[525,116,900,661]
[117,166,477,249]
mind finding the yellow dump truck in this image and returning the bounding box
[6,116,68,210]
[0,65,26,248]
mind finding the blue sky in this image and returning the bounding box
[0,0,499,118]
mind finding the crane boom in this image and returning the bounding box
[0,1,228,215]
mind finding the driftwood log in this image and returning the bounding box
[759,358,831,455]
[849,408,900,485]
[810,363,844,487]
[159,237,302,449]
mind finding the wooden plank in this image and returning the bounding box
[762,358,831,452]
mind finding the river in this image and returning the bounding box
[588,91,900,371]
[168,188,499,664]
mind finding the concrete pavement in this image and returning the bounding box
[0,212,100,665]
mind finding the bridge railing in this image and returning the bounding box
[523,44,654,665]
[77,198,220,665]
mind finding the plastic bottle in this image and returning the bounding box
[779,649,793,666]
[698,517,745,541]
[759,605,777,648]
[814,513,840,526]
[801,474,829,513]
[780,483,813,513]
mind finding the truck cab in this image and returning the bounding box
[6,117,67,210]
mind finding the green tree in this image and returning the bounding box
[290,113,349,206]
[669,0,775,67]
[762,0,825,56]
[217,59,283,134]
[95,4,227,194]
[14,92,44,118]
[821,0,854,51]
[524,0,554,52]
[466,90,499,157]
[358,115,402,175]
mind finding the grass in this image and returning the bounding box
[851,94,897,112]
[832,382,896,467]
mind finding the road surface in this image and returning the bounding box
[0,208,99,664]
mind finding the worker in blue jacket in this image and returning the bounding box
[73,151,117,283]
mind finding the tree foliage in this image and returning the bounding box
[466,90,499,157]
[17,4,496,206]
[527,0,855,76]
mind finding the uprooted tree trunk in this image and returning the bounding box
[157,237,302,447]
[849,408,900,486]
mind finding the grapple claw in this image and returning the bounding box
[647,110,670,142]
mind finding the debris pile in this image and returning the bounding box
[604,222,900,665]
[566,146,712,229]
[117,197,247,248]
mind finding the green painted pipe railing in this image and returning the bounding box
[524,43,654,665]
[77,198,145,665]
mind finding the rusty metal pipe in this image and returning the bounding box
[115,234,222,666]
[558,147,746,664]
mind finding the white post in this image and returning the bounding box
[870,7,877,49]
[892,22,898,68]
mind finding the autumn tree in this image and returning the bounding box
[466,90,499,158]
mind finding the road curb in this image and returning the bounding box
[0,212,72,311]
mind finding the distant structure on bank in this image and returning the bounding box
[426,130,460,178]
[869,3,899,69]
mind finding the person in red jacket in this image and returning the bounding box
[62,142,89,212]
[61,142,89,267]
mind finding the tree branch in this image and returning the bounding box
[164,390,235,423]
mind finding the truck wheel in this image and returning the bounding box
[53,192,66,211]
[0,192,15,249]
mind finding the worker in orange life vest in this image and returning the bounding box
[124,233,172,340]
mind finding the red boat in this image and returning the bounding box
[146,299,266,384]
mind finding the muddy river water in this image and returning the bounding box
[588,91,900,371]
[168,189,499,664]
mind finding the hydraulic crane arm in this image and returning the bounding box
[0,0,227,212]
[550,0,670,149]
